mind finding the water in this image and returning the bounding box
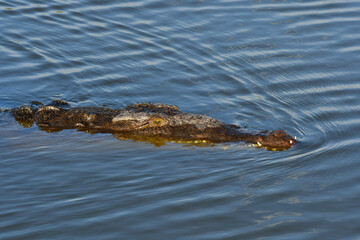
[1,0,360,239]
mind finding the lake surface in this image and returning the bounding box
[1,0,360,239]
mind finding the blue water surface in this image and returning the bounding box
[1,0,360,239]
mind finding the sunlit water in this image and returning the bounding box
[1,0,360,239]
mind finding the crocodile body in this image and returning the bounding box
[10,100,297,150]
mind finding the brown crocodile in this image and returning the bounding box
[10,100,297,150]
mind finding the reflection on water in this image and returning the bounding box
[1,0,360,239]
[114,134,217,148]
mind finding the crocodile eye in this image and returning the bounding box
[149,116,167,127]
[152,118,163,125]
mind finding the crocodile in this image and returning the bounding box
[9,100,297,150]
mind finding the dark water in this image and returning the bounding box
[1,0,360,239]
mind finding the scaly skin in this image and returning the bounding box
[10,100,297,150]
